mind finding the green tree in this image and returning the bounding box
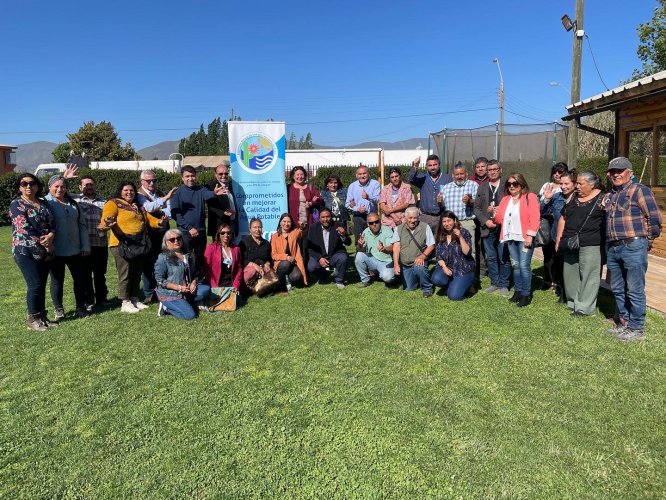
[304,132,314,149]
[631,0,666,79]
[179,115,241,156]
[287,131,298,149]
[52,121,140,162]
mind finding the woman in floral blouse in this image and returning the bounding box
[10,173,56,331]
[430,210,476,301]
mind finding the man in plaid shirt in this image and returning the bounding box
[604,157,662,341]
[73,175,111,310]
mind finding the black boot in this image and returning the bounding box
[509,292,521,303]
[517,294,532,307]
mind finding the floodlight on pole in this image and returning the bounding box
[561,0,584,170]
[561,14,575,32]
[493,58,504,161]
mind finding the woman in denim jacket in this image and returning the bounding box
[154,228,210,320]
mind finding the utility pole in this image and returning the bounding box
[493,58,504,161]
[568,0,584,170]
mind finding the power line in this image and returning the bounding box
[585,34,610,91]
[0,107,498,135]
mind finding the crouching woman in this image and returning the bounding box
[154,229,210,320]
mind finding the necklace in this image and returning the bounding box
[21,195,40,207]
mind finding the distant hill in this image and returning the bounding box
[314,138,429,150]
[16,141,58,172]
[137,141,179,160]
[14,136,430,172]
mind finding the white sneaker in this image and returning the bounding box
[157,302,166,317]
[121,300,140,314]
[131,298,149,310]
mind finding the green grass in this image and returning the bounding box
[1,226,665,498]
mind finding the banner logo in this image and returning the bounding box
[236,133,277,174]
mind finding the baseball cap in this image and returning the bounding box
[607,157,632,171]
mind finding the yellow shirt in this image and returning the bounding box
[101,198,160,247]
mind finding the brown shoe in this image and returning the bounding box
[27,313,48,332]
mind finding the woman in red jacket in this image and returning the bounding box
[287,166,323,229]
[203,223,243,295]
[493,173,540,307]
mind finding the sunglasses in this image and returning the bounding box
[507,181,521,188]
[167,237,182,243]
[367,220,380,225]
[218,231,232,236]
[143,179,157,184]
[216,172,229,176]
[20,181,37,187]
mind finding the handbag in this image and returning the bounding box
[208,286,237,312]
[558,195,600,253]
[249,267,279,296]
[535,217,552,247]
[118,231,152,259]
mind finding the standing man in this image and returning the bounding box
[306,208,351,289]
[206,161,238,239]
[392,207,435,297]
[470,157,489,185]
[604,157,662,341]
[137,170,176,303]
[474,159,510,297]
[355,212,395,287]
[442,163,478,260]
[170,166,225,267]
[408,154,453,234]
[345,165,381,249]
[72,175,110,309]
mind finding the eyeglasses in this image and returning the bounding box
[219,231,232,236]
[20,181,37,187]
[143,179,157,184]
[216,172,229,176]
[167,237,182,243]
[367,220,380,225]
[487,168,500,172]
[507,181,521,188]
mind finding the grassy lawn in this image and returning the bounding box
[0,225,665,497]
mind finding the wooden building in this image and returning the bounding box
[564,70,666,257]
[0,144,17,175]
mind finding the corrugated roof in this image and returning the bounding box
[0,144,17,149]
[565,70,666,119]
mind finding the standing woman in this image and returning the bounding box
[538,162,568,290]
[10,174,57,330]
[556,172,605,316]
[45,176,90,320]
[287,166,323,229]
[493,173,540,307]
[541,171,577,302]
[203,223,243,293]
[154,229,210,320]
[102,181,160,313]
[379,167,415,228]
[320,174,349,227]
[430,211,476,300]
[270,213,307,291]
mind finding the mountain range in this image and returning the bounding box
[14,138,429,172]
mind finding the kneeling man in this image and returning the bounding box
[355,212,395,287]
[392,207,435,297]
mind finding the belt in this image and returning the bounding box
[608,236,646,247]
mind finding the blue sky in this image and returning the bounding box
[1,0,656,149]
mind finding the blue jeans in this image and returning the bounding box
[14,252,50,315]
[506,240,534,296]
[160,284,210,320]
[400,263,432,292]
[606,238,649,330]
[354,252,395,283]
[431,268,475,300]
[483,230,510,288]
[307,252,348,284]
